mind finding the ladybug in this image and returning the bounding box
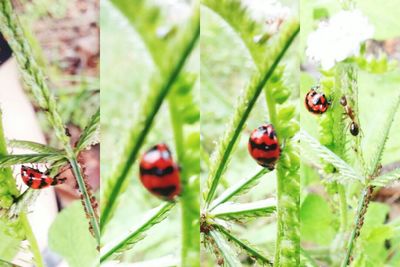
[139,143,181,200]
[248,123,280,170]
[21,165,66,189]
[305,87,330,114]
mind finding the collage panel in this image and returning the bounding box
[200,1,299,266]
[0,0,99,267]
[100,0,200,266]
[300,0,400,266]
[0,0,399,267]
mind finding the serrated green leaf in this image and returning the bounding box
[209,168,269,211]
[75,108,100,152]
[370,168,400,187]
[300,130,363,183]
[367,95,400,176]
[209,229,241,267]
[0,153,66,168]
[100,202,175,262]
[8,140,61,154]
[211,199,276,221]
[216,225,273,266]
[48,201,98,267]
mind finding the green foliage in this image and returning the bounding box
[100,202,175,262]
[75,108,100,152]
[0,153,66,168]
[200,0,300,266]
[100,1,200,266]
[0,0,100,244]
[100,0,200,229]
[300,194,336,245]
[49,202,98,267]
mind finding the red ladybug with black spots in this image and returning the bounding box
[305,87,330,114]
[21,165,66,189]
[139,143,181,200]
[248,123,280,170]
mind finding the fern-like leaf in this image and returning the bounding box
[371,168,400,187]
[8,140,62,154]
[75,108,100,152]
[209,229,241,266]
[367,95,400,176]
[100,202,175,262]
[211,199,276,221]
[0,153,66,167]
[209,168,269,211]
[299,130,363,183]
[216,225,273,266]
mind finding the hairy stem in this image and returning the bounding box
[168,97,200,267]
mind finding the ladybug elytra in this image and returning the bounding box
[305,87,330,114]
[248,123,280,170]
[139,143,181,200]
[21,165,66,189]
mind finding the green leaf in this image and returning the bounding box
[48,201,98,267]
[371,168,400,187]
[8,140,61,154]
[216,225,272,266]
[100,202,175,262]
[211,199,276,221]
[0,153,66,168]
[300,130,363,183]
[75,108,100,152]
[367,95,400,176]
[209,168,269,210]
[209,229,241,267]
[300,194,336,245]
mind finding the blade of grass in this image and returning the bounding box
[100,202,175,262]
[210,199,276,220]
[8,140,61,154]
[209,168,269,211]
[75,108,100,152]
[0,153,66,167]
[216,225,273,266]
[209,229,241,266]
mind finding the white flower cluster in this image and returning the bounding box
[306,10,374,70]
[243,0,291,24]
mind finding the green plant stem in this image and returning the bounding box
[20,213,44,267]
[205,22,300,206]
[168,97,200,267]
[340,187,369,267]
[100,22,200,230]
[69,155,100,243]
